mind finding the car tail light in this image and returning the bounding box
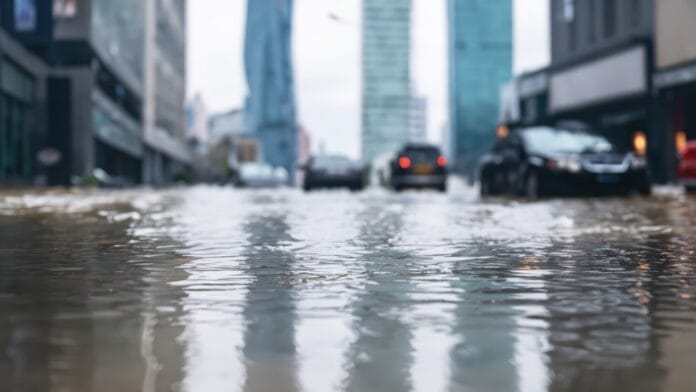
[633,132,647,156]
[399,156,411,170]
[437,156,447,167]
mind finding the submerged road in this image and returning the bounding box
[1,183,695,391]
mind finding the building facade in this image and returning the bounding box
[1,0,189,186]
[143,0,190,185]
[448,0,512,175]
[0,7,49,185]
[244,0,297,180]
[409,95,427,143]
[653,0,696,181]
[362,0,412,163]
[546,0,667,179]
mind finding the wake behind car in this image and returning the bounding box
[389,144,447,192]
[679,141,696,192]
[303,155,366,191]
[479,126,651,198]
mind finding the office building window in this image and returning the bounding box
[628,0,642,28]
[603,0,617,38]
[588,0,596,43]
[562,0,575,22]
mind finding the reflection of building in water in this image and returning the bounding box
[242,213,300,391]
[446,244,519,391]
[0,212,189,390]
[345,206,414,391]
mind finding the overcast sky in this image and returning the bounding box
[187,0,549,159]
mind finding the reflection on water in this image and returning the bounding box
[1,186,696,391]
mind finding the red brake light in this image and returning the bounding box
[399,156,411,169]
[437,156,447,167]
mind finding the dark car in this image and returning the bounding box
[679,141,696,192]
[389,144,447,192]
[479,126,651,198]
[303,155,366,191]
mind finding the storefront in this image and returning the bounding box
[652,0,696,182]
[549,45,650,152]
[0,30,47,185]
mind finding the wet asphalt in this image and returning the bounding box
[1,182,695,391]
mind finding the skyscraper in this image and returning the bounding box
[362,0,412,162]
[448,0,512,174]
[244,0,297,178]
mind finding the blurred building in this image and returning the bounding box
[362,0,412,162]
[244,0,297,181]
[654,0,696,181]
[143,0,191,185]
[0,0,189,186]
[409,96,427,143]
[297,123,311,166]
[206,108,260,181]
[448,0,512,176]
[186,94,209,146]
[546,0,665,178]
[0,1,49,185]
[548,0,653,144]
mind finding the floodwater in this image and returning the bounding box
[1,183,695,391]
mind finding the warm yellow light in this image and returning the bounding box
[633,131,648,156]
[676,131,688,155]
[496,125,509,139]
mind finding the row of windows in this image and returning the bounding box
[562,0,645,54]
[0,94,32,181]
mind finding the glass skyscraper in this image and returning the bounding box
[362,0,412,162]
[448,0,512,173]
[244,0,297,177]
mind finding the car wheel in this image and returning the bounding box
[525,171,541,200]
[437,183,447,193]
[638,180,652,196]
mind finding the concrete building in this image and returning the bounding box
[209,108,246,143]
[244,0,297,181]
[362,0,412,162]
[546,0,664,178]
[143,0,191,185]
[448,0,512,175]
[0,3,49,185]
[409,96,427,143]
[1,0,189,186]
[653,0,696,181]
[186,94,209,146]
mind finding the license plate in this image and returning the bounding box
[412,165,434,175]
[597,174,620,183]
[328,169,348,176]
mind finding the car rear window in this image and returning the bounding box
[521,127,616,154]
[403,147,440,160]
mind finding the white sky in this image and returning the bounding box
[187,0,549,159]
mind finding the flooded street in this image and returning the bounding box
[1,184,696,391]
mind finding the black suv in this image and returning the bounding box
[390,144,448,192]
